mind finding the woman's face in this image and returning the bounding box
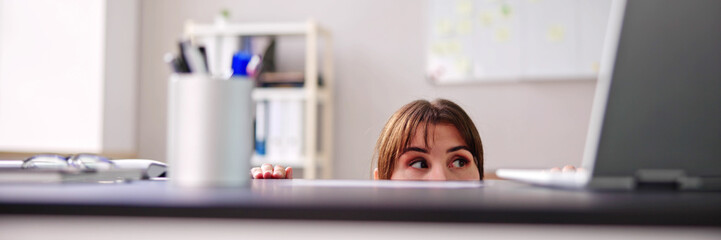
[390,123,480,180]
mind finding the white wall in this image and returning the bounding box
[0,0,104,152]
[139,0,596,179]
[103,0,139,155]
[0,0,137,156]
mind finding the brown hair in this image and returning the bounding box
[374,99,484,180]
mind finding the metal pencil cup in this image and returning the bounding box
[167,74,254,187]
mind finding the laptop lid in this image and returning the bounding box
[583,0,721,190]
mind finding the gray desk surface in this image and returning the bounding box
[0,179,719,226]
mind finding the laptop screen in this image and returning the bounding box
[590,0,721,179]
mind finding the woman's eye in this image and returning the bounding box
[451,158,468,168]
[410,160,428,169]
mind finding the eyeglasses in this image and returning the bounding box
[21,154,115,170]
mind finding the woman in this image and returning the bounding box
[251,99,484,180]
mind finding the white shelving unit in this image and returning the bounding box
[184,19,334,179]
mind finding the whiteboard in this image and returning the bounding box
[426,0,611,83]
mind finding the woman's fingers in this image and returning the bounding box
[562,165,577,172]
[250,164,294,179]
[261,163,274,179]
[286,167,293,179]
[273,165,286,179]
[549,165,579,172]
[250,167,263,179]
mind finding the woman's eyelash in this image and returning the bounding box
[409,159,429,168]
[451,157,470,167]
[452,156,468,162]
[409,159,423,166]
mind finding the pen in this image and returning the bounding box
[177,41,191,73]
[198,46,209,71]
[181,40,208,74]
[164,53,187,73]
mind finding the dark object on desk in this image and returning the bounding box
[0,180,719,226]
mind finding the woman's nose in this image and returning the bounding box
[426,167,448,180]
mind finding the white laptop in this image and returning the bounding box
[497,0,721,191]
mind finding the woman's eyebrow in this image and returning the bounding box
[403,147,428,154]
[447,146,470,153]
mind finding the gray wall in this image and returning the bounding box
[139,0,596,179]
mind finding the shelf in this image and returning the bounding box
[250,154,306,168]
[186,22,309,37]
[185,19,334,179]
[252,88,330,102]
[250,150,330,169]
[251,154,299,168]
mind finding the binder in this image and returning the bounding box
[284,100,304,166]
[266,99,284,163]
[255,101,267,156]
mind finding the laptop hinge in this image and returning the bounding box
[590,169,721,191]
[635,169,685,190]
[588,176,634,190]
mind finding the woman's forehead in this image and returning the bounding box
[407,123,464,148]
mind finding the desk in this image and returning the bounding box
[1,180,720,240]
[0,179,719,226]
